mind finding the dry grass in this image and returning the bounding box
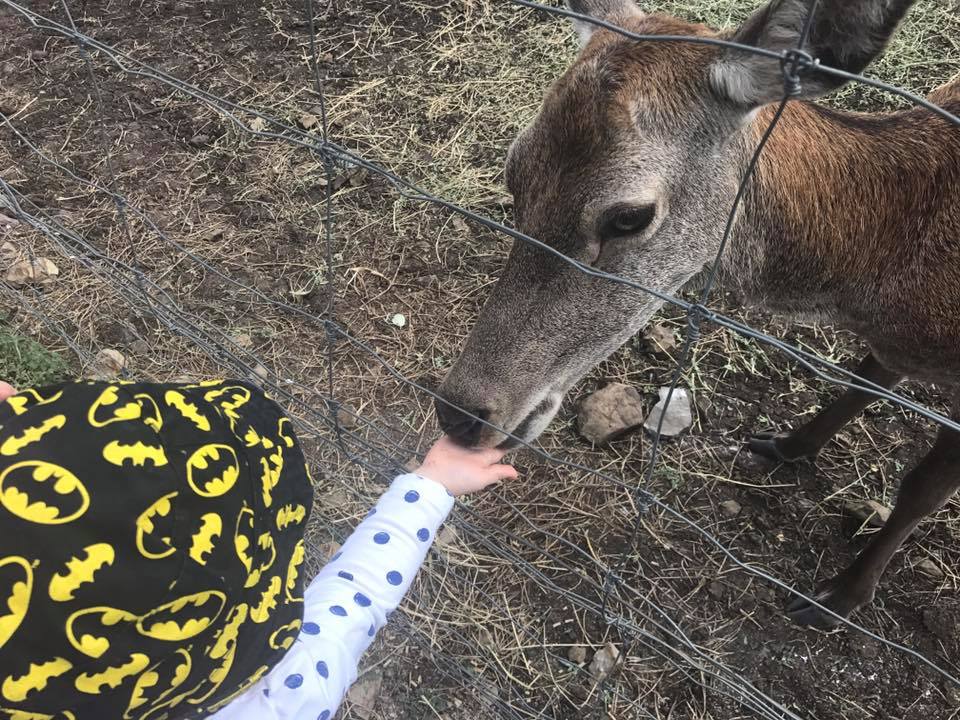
[3,0,960,718]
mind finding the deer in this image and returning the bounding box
[435,0,960,630]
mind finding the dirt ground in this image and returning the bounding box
[2,0,960,718]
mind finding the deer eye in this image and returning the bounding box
[598,204,656,242]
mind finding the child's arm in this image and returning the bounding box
[209,437,516,720]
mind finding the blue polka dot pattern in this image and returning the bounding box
[404,490,420,503]
[387,570,403,586]
[319,712,331,720]
[330,605,347,617]
[284,674,303,689]
[367,624,375,637]
[316,661,329,679]
[337,570,354,581]
[331,551,342,561]
[373,532,390,545]
[354,592,371,607]
[417,528,429,542]
[302,622,320,635]
[263,689,270,698]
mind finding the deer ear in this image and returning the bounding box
[711,0,916,107]
[567,0,641,47]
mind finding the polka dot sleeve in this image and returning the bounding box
[207,473,454,720]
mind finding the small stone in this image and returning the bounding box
[643,387,693,437]
[0,212,18,230]
[233,333,253,349]
[916,558,945,580]
[188,133,210,146]
[719,499,742,517]
[435,525,459,549]
[249,117,268,133]
[567,645,588,664]
[390,313,406,328]
[6,257,59,287]
[336,404,358,429]
[642,324,677,355]
[1,241,17,262]
[707,581,726,600]
[577,383,645,444]
[844,499,891,528]
[249,363,269,382]
[299,113,319,130]
[89,348,127,379]
[345,670,382,720]
[588,643,620,680]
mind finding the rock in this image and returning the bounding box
[435,524,459,549]
[844,499,891,528]
[0,212,18,230]
[188,133,210,146]
[567,645,588,664]
[588,643,620,680]
[643,387,693,437]
[1,241,17,262]
[249,363,269,382]
[577,383,645,444]
[6,257,59,287]
[233,333,253,349]
[719,499,742,517]
[345,670,382,719]
[389,313,406,328]
[249,117,268,133]
[707,581,726,600]
[916,558,945,580]
[336,404,358,429]
[89,348,127,379]
[299,113,319,130]
[642,324,677,355]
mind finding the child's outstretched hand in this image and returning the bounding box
[0,382,15,402]
[414,435,518,496]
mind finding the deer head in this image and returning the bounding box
[437,0,916,447]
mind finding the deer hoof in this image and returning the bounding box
[748,432,795,463]
[785,583,864,630]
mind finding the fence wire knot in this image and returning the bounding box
[780,48,815,97]
[685,303,709,344]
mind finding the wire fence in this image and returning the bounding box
[2,0,959,718]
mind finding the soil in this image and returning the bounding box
[2,1,959,719]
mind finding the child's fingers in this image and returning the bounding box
[0,382,15,402]
[488,463,518,483]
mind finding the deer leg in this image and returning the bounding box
[787,415,960,629]
[750,353,902,462]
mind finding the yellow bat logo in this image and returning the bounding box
[74,653,149,695]
[135,492,177,560]
[204,384,251,419]
[164,391,211,432]
[0,461,89,525]
[234,506,255,575]
[66,606,138,659]
[0,556,32,650]
[49,543,115,602]
[187,604,248,706]
[249,576,281,624]
[124,648,191,718]
[132,393,163,432]
[1,415,66,457]
[277,417,296,449]
[285,540,305,603]
[186,444,239,498]
[0,706,75,720]
[102,441,168,468]
[4,388,63,417]
[259,447,284,508]
[1,657,72,702]
[243,532,276,589]
[137,590,226,642]
[188,513,222,566]
[87,386,142,428]
[269,618,302,651]
[205,665,269,714]
[276,504,306,531]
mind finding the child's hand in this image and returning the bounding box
[414,435,518,496]
[0,382,15,402]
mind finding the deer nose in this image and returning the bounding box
[435,399,489,447]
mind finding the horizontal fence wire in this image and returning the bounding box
[2,0,959,718]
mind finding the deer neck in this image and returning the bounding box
[728,99,957,324]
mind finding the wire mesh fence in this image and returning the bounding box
[2,0,960,717]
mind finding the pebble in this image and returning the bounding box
[577,383,645,444]
[643,387,693,437]
[588,643,620,680]
[567,645,588,664]
[719,499,742,517]
[843,499,891,528]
